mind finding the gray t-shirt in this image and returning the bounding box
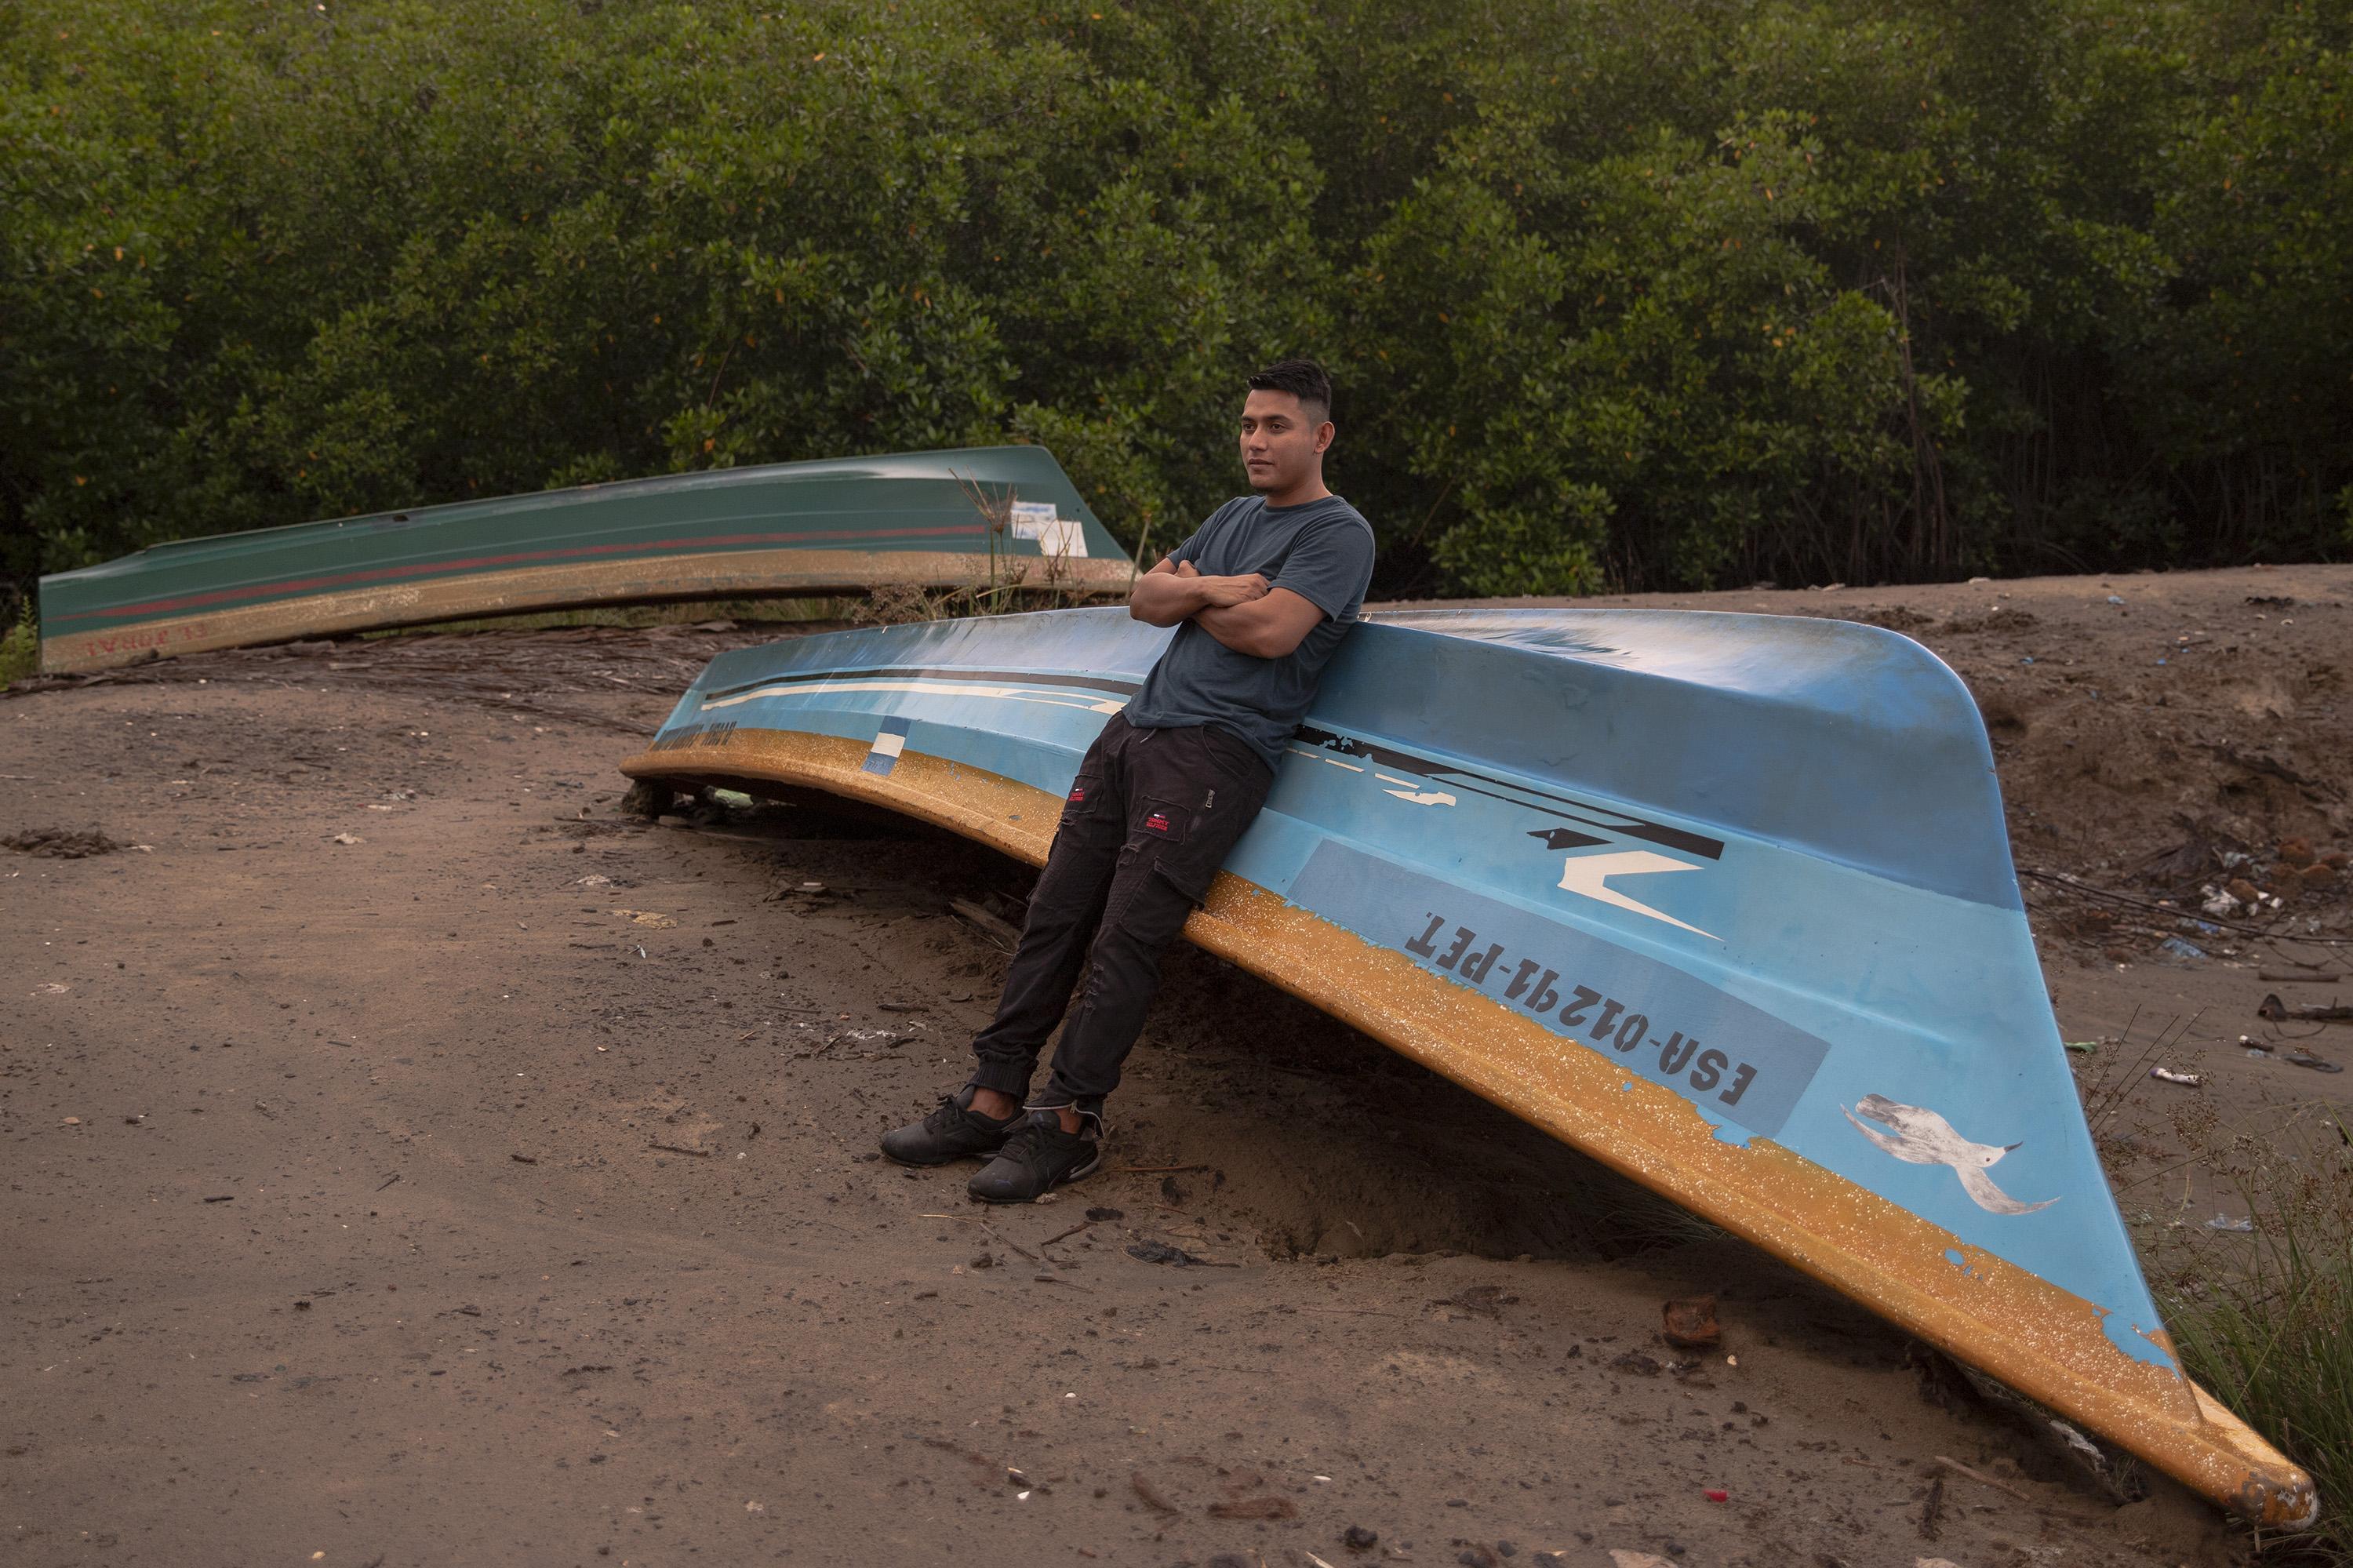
[1123,494,1377,771]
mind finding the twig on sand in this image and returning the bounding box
[1131,1471,1180,1515]
[648,1141,712,1157]
[920,1211,1046,1266]
[1933,1454,2034,1504]
[991,1231,1045,1266]
[947,897,1020,950]
[1120,1163,1208,1174]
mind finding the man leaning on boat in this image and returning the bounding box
[880,358,1377,1200]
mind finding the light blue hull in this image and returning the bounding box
[621,605,2314,1523]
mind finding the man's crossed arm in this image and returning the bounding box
[1128,557,1326,660]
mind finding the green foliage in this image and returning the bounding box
[0,598,35,686]
[2161,1121,2353,1563]
[3,0,2348,613]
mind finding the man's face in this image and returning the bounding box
[1238,389,1331,494]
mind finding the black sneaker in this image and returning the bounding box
[880,1090,1019,1166]
[967,1111,1103,1202]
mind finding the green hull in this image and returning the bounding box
[37,447,1131,672]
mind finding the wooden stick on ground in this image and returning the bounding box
[1933,1454,2034,1504]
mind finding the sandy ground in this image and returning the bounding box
[4,565,2348,1567]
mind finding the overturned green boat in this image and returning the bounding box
[36,447,1131,674]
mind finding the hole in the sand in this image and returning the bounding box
[1127,944,1725,1267]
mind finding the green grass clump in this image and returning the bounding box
[0,602,37,685]
[2161,1119,2353,1563]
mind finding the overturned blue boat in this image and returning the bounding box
[620,605,2315,1526]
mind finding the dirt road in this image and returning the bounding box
[6,565,2345,1566]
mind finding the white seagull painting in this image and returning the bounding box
[1842,1093,2059,1216]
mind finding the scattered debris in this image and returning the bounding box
[1208,1494,1298,1520]
[649,1141,713,1157]
[2062,1039,2100,1053]
[1125,1240,1231,1268]
[2157,936,2208,962]
[1661,1295,1721,1348]
[1344,1525,1380,1550]
[947,897,1021,950]
[1130,1471,1180,1515]
[2149,1067,2203,1087]
[822,1027,903,1055]
[619,780,671,819]
[2,827,121,858]
[2282,1050,2344,1073]
[2258,992,2353,1025]
[330,832,365,846]
[1917,1472,1944,1538]
[1609,1350,1664,1377]
[613,908,675,929]
[510,1153,538,1165]
[1083,1206,1125,1222]
[2206,1214,2254,1232]
[1431,1284,1517,1319]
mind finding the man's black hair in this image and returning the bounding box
[1247,358,1333,424]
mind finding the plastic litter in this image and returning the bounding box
[2206,1215,2254,1233]
[2158,936,2208,962]
[2150,1068,2203,1086]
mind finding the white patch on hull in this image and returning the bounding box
[1843,1093,2057,1216]
[1555,849,1718,940]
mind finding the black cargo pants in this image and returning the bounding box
[966,712,1275,1122]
